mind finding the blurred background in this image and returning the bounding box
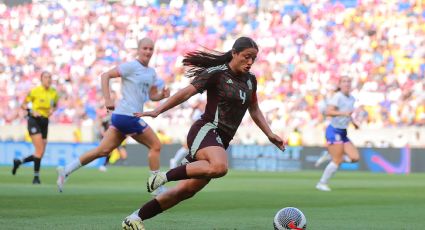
[1,2,425,229]
[0,0,424,172]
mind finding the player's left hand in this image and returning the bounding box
[268,133,285,151]
[48,109,55,117]
[162,87,170,99]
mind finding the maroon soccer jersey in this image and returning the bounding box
[190,64,258,140]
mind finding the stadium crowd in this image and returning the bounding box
[0,0,424,142]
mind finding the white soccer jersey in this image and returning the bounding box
[328,91,355,129]
[113,60,157,116]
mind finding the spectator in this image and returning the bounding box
[0,0,424,143]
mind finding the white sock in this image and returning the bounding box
[343,155,352,163]
[170,147,188,169]
[64,159,82,177]
[169,159,176,169]
[319,161,339,184]
[150,170,159,175]
[171,147,188,168]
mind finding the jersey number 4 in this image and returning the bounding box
[239,90,246,104]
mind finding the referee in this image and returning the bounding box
[12,71,59,184]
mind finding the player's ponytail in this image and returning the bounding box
[183,37,258,78]
[183,50,232,78]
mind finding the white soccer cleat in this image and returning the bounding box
[150,185,168,197]
[316,182,331,192]
[122,210,145,230]
[56,167,66,193]
[314,152,331,167]
[146,172,167,193]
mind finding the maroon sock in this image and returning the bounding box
[138,199,163,220]
[166,165,189,181]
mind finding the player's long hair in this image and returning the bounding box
[183,37,258,78]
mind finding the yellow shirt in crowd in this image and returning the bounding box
[288,131,302,147]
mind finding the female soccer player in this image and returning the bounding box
[12,71,59,184]
[121,37,285,229]
[57,38,170,195]
[315,76,360,192]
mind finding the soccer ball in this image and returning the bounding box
[273,207,307,230]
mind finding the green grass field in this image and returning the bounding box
[0,166,424,230]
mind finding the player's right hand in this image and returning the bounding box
[105,100,115,112]
[268,133,286,152]
[32,110,41,117]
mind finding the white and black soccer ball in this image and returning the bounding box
[273,207,307,230]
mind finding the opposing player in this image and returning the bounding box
[12,71,59,184]
[316,76,360,192]
[57,38,170,195]
[121,37,285,229]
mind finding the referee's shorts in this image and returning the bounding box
[28,116,49,139]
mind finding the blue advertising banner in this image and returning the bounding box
[1,142,424,173]
[230,144,425,173]
[362,147,411,174]
[0,142,103,168]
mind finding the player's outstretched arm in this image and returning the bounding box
[248,101,285,151]
[134,85,198,118]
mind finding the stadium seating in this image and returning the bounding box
[0,0,424,145]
